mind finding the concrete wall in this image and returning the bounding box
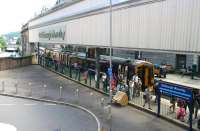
[113,49,197,70]
[0,56,32,71]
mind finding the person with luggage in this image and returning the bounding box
[143,88,152,110]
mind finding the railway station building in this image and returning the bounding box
[22,0,200,73]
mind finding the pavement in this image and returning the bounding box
[0,65,185,131]
[161,74,200,89]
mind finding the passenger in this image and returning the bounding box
[129,79,134,100]
[111,79,117,93]
[143,88,152,110]
[195,93,200,119]
[177,105,186,122]
[116,83,121,92]
[184,100,189,114]
[169,96,176,113]
[102,73,108,92]
[154,80,159,103]
[136,78,142,97]
[83,70,88,81]
[132,74,139,97]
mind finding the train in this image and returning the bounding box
[39,47,155,92]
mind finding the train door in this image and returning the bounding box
[136,64,154,91]
[136,65,145,90]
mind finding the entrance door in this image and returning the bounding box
[176,54,186,69]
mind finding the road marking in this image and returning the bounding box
[24,103,37,106]
[0,104,15,106]
[44,103,57,106]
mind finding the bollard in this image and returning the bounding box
[75,88,79,97]
[14,83,18,94]
[100,98,105,107]
[75,88,79,104]
[104,105,112,131]
[59,86,63,99]
[90,92,93,96]
[28,82,32,96]
[107,105,112,119]
[43,84,47,97]
[1,81,5,92]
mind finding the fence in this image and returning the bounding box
[38,56,199,131]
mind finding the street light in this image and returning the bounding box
[109,1,113,131]
[109,0,113,104]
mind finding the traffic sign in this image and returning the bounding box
[108,68,112,77]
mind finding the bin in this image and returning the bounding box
[192,64,197,79]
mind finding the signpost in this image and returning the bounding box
[157,80,193,131]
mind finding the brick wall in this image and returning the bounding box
[0,56,32,71]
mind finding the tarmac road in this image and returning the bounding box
[0,95,97,131]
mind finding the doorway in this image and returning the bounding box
[176,54,186,69]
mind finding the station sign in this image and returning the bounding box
[39,27,66,41]
[158,81,193,101]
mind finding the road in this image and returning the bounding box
[0,95,97,131]
[0,65,185,131]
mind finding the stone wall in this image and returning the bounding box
[0,56,32,71]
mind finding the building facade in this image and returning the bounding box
[21,23,34,56]
[23,0,200,72]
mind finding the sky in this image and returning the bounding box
[0,0,56,35]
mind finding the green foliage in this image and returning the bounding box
[3,32,20,40]
[0,36,6,49]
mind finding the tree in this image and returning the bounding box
[0,36,6,49]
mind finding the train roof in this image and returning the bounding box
[132,59,153,66]
[100,55,131,64]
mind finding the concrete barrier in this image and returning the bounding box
[0,56,32,71]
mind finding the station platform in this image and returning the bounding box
[160,74,200,89]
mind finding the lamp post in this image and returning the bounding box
[109,1,113,131]
[109,0,113,104]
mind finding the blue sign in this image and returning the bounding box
[108,68,112,77]
[158,81,193,101]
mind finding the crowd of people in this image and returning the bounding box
[105,72,200,122]
[168,92,200,122]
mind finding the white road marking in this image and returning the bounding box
[24,103,37,106]
[44,103,57,106]
[0,104,15,106]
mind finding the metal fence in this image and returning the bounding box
[38,56,199,130]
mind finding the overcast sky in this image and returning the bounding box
[0,0,56,35]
